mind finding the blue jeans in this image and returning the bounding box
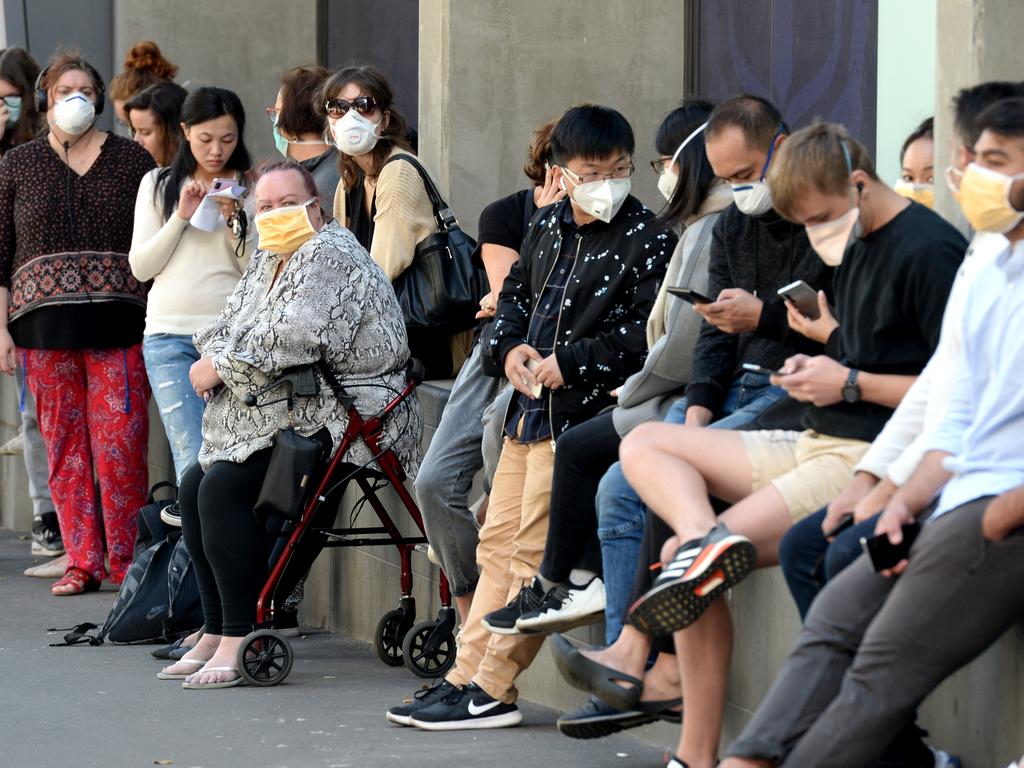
[597,372,785,644]
[142,334,205,483]
[778,506,881,619]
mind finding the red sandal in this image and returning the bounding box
[51,567,101,596]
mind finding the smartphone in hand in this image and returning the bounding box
[742,362,784,377]
[860,523,921,572]
[777,280,821,320]
[667,286,714,304]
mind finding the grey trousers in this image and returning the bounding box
[17,363,54,521]
[415,340,511,596]
[726,495,1024,767]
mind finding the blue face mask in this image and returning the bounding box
[4,95,22,126]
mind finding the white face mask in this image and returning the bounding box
[565,174,631,223]
[658,121,709,203]
[729,129,783,216]
[330,109,380,156]
[53,91,95,136]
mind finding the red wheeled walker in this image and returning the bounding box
[235,360,456,686]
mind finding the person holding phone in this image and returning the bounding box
[718,98,1024,768]
[130,86,254,485]
[0,51,155,595]
[613,122,964,768]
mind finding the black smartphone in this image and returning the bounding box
[824,513,854,538]
[777,280,821,320]
[860,523,921,572]
[741,362,784,377]
[667,286,714,304]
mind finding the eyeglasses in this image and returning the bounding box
[265,107,280,123]
[324,96,378,120]
[649,157,672,176]
[563,162,635,185]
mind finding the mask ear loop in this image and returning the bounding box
[838,137,859,205]
[759,124,786,180]
[668,121,709,170]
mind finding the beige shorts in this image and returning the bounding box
[739,429,871,521]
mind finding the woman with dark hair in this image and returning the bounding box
[269,65,340,215]
[416,119,564,625]
[0,47,42,155]
[322,64,471,379]
[0,50,155,595]
[129,86,253,484]
[109,40,177,126]
[124,81,188,166]
[895,116,935,208]
[155,160,420,688]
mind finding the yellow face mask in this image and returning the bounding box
[894,179,935,209]
[958,163,1024,233]
[254,199,318,253]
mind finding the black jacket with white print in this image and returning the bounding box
[485,195,677,441]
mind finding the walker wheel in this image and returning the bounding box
[402,619,457,679]
[374,608,408,666]
[238,629,293,686]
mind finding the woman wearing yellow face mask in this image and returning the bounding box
[160,160,422,689]
[894,117,935,208]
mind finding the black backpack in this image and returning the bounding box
[50,484,204,646]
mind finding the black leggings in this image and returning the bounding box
[539,410,621,583]
[179,450,273,637]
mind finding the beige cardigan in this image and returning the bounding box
[333,147,471,375]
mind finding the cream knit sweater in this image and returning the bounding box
[130,168,251,335]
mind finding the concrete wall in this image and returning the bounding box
[875,0,937,185]
[417,0,687,238]
[113,0,321,161]
[933,0,1024,229]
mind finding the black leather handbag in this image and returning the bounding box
[376,154,485,333]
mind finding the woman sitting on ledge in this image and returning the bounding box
[159,159,422,689]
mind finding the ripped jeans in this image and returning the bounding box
[143,333,205,483]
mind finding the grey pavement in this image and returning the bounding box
[0,530,664,768]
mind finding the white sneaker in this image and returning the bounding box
[426,545,441,566]
[930,747,962,768]
[0,428,24,455]
[515,577,606,635]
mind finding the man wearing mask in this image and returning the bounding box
[718,95,1024,768]
[616,123,965,768]
[383,104,676,731]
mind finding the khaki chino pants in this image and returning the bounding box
[447,436,554,703]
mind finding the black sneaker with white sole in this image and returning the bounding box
[410,683,522,731]
[516,576,605,635]
[481,578,545,635]
[31,511,64,557]
[628,524,756,636]
[386,680,460,726]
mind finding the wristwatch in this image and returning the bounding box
[842,368,861,403]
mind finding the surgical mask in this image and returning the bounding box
[957,162,1024,234]
[658,121,709,202]
[806,201,863,267]
[894,179,935,209]
[255,199,318,253]
[731,126,783,216]
[330,109,380,156]
[564,171,631,223]
[52,91,95,135]
[3,96,22,126]
[273,118,327,158]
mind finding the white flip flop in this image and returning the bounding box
[182,666,245,689]
[157,657,207,680]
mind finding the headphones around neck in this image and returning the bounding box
[35,59,106,115]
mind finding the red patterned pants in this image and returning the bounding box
[24,346,150,582]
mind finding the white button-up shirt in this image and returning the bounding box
[930,238,1024,518]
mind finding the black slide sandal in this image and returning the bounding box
[550,634,643,711]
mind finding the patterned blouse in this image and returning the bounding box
[193,221,422,475]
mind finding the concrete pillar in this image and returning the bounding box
[933,0,1024,229]
[418,0,687,237]
[113,0,320,161]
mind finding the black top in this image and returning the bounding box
[685,204,834,416]
[345,174,371,250]
[475,189,535,267]
[805,201,967,442]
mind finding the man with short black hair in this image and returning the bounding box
[384,104,676,731]
[719,95,1024,768]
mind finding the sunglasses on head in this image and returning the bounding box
[324,96,379,119]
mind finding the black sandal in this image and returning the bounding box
[550,633,643,711]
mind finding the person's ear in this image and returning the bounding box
[850,169,870,192]
[955,143,973,171]
[774,133,787,152]
[380,109,390,131]
[551,164,570,192]
[181,123,189,142]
